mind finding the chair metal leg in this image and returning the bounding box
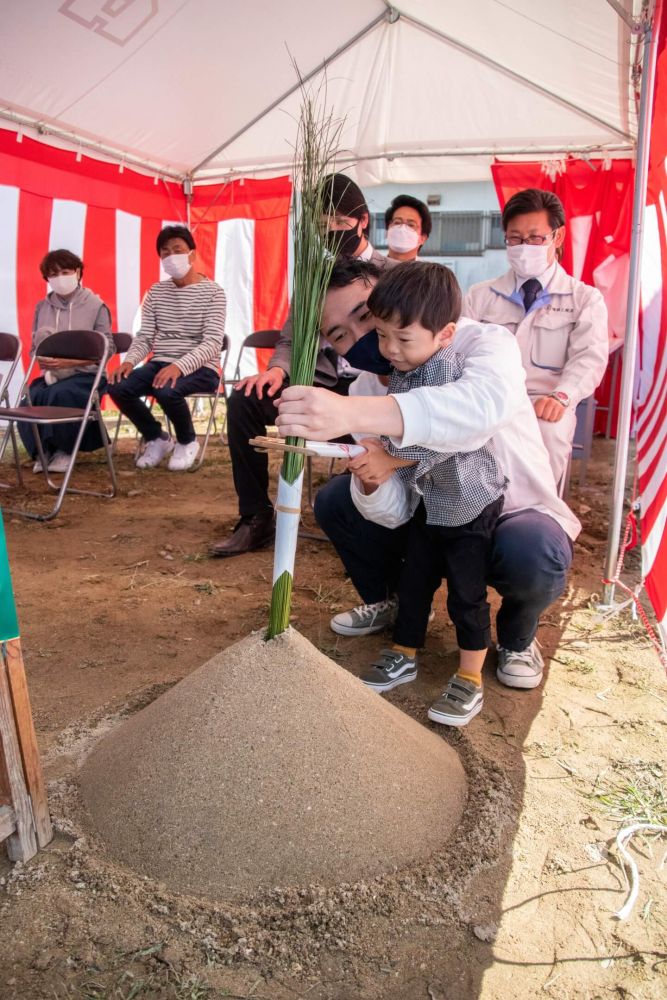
[190,390,221,472]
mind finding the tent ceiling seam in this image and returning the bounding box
[191,9,390,176]
[400,11,636,145]
[193,143,635,183]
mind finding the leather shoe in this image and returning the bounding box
[209,513,275,558]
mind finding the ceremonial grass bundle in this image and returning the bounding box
[267,90,343,639]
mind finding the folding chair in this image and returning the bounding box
[231,330,281,383]
[0,333,24,479]
[0,329,117,521]
[186,334,230,470]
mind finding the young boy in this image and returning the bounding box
[351,262,507,727]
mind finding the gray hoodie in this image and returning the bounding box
[32,286,113,382]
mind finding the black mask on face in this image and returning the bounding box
[325,224,363,258]
[343,329,391,376]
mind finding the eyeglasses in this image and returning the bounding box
[504,231,557,247]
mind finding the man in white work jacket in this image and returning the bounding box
[463,188,609,488]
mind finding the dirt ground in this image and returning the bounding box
[0,431,666,1000]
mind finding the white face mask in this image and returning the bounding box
[162,252,192,279]
[48,273,79,296]
[387,225,421,254]
[506,244,551,280]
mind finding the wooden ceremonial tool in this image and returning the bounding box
[0,515,53,862]
[250,435,320,457]
[250,435,367,459]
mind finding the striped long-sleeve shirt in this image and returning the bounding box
[125,276,226,376]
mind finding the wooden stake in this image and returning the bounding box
[4,638,52,848]
[0,654,37,861]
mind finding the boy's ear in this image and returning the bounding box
[436,322,457,346]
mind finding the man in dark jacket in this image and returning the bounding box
[211,172,395,558]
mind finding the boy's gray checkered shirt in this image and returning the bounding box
[382,347,507,527]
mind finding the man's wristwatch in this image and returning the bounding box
[549,391,570,407]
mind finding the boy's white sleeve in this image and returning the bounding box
[350,474,412,529]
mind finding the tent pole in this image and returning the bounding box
[191,11,389,176]
[602,8,660,605]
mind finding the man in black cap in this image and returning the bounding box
[210,172,395,558]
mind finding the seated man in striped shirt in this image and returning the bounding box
[108,225,226,471]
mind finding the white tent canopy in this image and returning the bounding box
[1,0,638,184]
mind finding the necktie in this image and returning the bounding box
[521,278,542,313]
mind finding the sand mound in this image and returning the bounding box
[79,629,466,900]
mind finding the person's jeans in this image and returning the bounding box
[314,474,573,652]
[106,361,218,445]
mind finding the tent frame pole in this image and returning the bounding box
[602,7,660,605]
[191,10,389,176]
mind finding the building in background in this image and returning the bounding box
[366,181,507,292]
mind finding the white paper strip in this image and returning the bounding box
[272,470,304,585]
[304,441,366,459]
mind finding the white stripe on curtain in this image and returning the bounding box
[49,199,87,259]
[115,210,142,338]
[215,218,256,379]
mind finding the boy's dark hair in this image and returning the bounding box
[40,249,84,279]
[384,195,432,238]
[156,225,196,253]
[320,173,369,235]
[502,188,565,231]
[367,262,461,332]
[328,258,381,290]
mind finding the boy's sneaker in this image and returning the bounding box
[136,436,174,469]
[496,639,544,689]
[427,676,484,727]
[33,457,46,474]
[47,450,71,473]
[360,649,417,692]
[168,440,200,471]
[330,598,397,637]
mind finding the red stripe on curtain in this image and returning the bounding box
[639,0,667,634]
[83,206,118,376]
[16,190,52,373]
[253,216,289,371]
[140,218,162,303]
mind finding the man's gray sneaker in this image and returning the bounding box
[330,598,397,637]
[496,639,544,689]
[360,649,417,692]
[427,676,484,727]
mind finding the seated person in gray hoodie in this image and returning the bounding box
[18,249,113,474]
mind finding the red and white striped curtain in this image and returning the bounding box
[639,2,667,646]
[0,129,291,395]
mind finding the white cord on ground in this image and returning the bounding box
[613,822,667,920]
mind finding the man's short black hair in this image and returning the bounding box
[384,195,432,238]
[367,262,461,332]
[320,173,369,235]
[40,249,83,279]
[328,258,381,290]
[156,225,196,253]
[502,188,565,231]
